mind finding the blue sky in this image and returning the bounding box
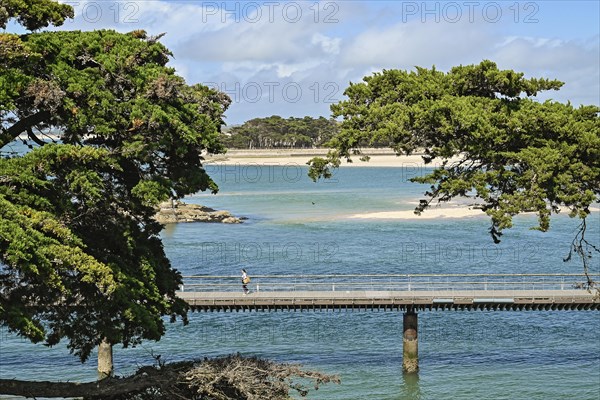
[18,1,600,124]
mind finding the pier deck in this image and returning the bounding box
[177,274,599,311]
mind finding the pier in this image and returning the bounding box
[177,273,599,372]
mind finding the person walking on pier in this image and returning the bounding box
[241,269,250,295]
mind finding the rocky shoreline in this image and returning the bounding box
[155,201,244,224]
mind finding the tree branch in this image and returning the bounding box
[0,374,160,399]
[1,111,51,148]
[564,217,599,294]
[27,127,46,147]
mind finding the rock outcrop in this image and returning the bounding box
[155,201,244,224]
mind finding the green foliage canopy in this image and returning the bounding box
[0,145,178,361]
[1,5,230,361]
[309,61,599,254]
[0,0,73,30]
[1,28,230,195]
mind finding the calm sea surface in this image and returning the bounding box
[1,165,599,399]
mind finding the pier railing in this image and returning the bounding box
[179,273,598,293]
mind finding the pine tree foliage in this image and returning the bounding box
[1,2,230,361]
[309,61,599,277]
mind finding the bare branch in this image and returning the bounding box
[564,217,599,296]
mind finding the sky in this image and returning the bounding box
[21,1,600,124]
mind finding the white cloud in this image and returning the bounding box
[493,36,599,105]
[52,0,598,123]
[311,33,341,55]
[494,36,598,71]
[171,3,344,66]
[340,19,495,70]
[336,18,598,107]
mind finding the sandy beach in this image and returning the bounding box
[204,148,462,168]
[348,206,487,220]
[348,205,600,221]
[204,149,599,221]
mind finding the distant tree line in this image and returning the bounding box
[220,115,340,149]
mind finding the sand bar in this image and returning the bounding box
[349,206,599,221]
[205,148,462,168]
[349,207,486,220]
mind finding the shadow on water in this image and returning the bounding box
[398,372,422,400]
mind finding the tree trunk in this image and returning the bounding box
[97,338,113,380]
[0,372,165,398]
[0,361,190,398]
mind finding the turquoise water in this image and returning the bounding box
[1,165,599,399]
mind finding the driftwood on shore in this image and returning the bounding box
[154,200,244,224]
[0,355,339,399]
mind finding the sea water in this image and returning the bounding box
[1,165,599,399]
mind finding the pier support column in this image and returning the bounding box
[402,309,418,373]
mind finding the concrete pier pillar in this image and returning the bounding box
[402,309,418,373]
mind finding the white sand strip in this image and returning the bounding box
[205,150,462,168]
[350,206,599,220]
[349,207,486,220]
